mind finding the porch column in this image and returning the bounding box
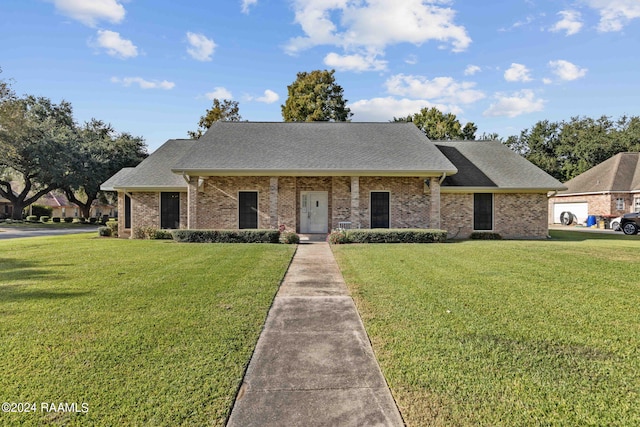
[429,176,441,230]
[187,177,198,229]
[270,177,278,229]
[350,176,360,229]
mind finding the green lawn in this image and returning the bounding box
[0,234,295,426]
[333,231,640,426]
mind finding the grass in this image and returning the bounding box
[0,234,295,426]
[0,221,99,229]
[333,230,640,426]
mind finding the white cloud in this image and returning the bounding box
[324,52,387,72]
[483,90,545,118]
[385,74,485,105]
[548,60,587,81]
[350,97,463,122]
[205,87,233,100]
[286,0,471,57]
[504,63,532,82]
[111,77,175,90]
[585,0,640,32]
[241,0,258,14]
[52,0,125,27]
[464,65,481,76]
[93,30,138,59]
[256,89,279,104]
[186,32,216,61]
[405,54,418,65]
[550,10,583,36]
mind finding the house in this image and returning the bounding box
[549,152,640,224]
[38,191,117,219]
[101,122,565,239]
[0,195,12,219]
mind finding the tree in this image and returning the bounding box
[393,107,476,140]
[281,69,352,122]
[0,95,76,219]
[188,98,241,139]
[62,119,147,218]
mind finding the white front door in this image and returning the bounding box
[300,191,328,233]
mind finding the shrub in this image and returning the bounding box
[150,229,173,240]
[64,217,74,223]
[39,216,50,223]
[106,220,118,237]
[26,215,38,222]
[280,231,300,244]
[77,217,87,224]
[132,227,148,239]
[31,204,53,218]
[329,229,447,244]
[470,232,502,240]
[98,226,112,237]
[328,229,351,244]
[172,229,281,244]
[52,217,61,223]
[89,217,97,224]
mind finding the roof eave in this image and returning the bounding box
[441,186,567,193]
[110,185,188,192]
[171,168,458,177]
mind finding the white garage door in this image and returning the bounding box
[553,202,589,224]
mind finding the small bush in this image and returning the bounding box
[26,215,38,222]
[98,226,112,237]
[172,229,280,244]
[77,217,87,224]
[89,217,97,224]
[281,231,300,244]
[64,217,74,223]
[107,220,118,237]
[31,204,53,218]
[470,232,502,240]
[39,216,50,223]
[150,229,174,240]
[328,229,351,244]
[132,227,148,239]
[52,217,61,223]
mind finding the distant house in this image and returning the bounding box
[38,191,117,219]
[549,152,640,224]
[101,122,565,239]
[0,195,12,219]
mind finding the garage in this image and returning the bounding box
[552,202,588,225]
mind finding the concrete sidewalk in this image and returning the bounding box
[227,242,404,427]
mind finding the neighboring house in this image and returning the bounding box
[101,122,565,239]
[38,191,117,219]
[549,152,640,224]
[0,195,12,219]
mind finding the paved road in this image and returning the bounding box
[0,227,98,240]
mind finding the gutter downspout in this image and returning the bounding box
[181,173,190,184]
[439,172,447,185]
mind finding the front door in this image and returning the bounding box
[300,191,328,233]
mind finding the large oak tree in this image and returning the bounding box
[281,70,352,122]
[394,107,476,140]
[188,98,241,139]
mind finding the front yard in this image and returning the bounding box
[333,230,640,426]
[0,234,295,426]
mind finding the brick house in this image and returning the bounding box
[101,122,565,239]
[549,152,640,225]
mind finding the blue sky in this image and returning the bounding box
[2,0,639,151]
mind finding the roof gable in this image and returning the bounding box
[559,152,640,194]
[435,140,566,191]
[171,122,457,176]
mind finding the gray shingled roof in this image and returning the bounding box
[100,139,195,190]
[558,152,640,194]
[171,122,457,176]
[435,140,566,191]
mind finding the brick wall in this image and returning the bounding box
[442,192,549,239]
[131,192,160,230]
[359,177,431,229]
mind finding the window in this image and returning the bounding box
[124,194,131,229]
[616,198,625,210]
[635,197,640,213]
[370,191,390,228]
[474,193,493,231]
[160,192,180,229]
[239,191,258,229]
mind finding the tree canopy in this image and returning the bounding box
[281,69,352,122]
[393,107,476,140]
[505,115,640,181]
[188,98,242,139]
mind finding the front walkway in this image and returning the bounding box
[227,242,404,426]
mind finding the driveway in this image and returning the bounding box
[0,227,98,240]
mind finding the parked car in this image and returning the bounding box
[610,216,622,231]
[620,212,640,235]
